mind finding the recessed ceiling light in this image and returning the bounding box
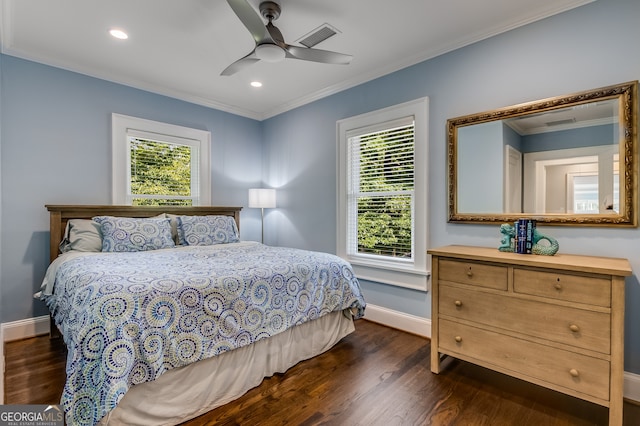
[250,81,263,88]
[109,29,128,40]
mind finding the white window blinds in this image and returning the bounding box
[111,114,211,206]
[347,117,415,261]
[128,135,199,206]
[336,98,428,291]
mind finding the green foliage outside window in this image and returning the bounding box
[130,138,193,206]
[355,125,414,258]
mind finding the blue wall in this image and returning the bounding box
[522,124,615,153]
[1,0,640,373]
[262,0,640,372]
[0,57,264,324]
[457,121,504,213]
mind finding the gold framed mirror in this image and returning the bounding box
[448,81,638,226]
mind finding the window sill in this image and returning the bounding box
[349,261,430,292]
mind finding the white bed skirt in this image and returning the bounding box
[99,310,355,425]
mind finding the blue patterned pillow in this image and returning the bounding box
[177,215,240,246]
[93,216,175,252]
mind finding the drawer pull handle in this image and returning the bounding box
[554,283,562,291]
[569,369,580,378]
[455,336,462,343]
[466,269,473,277]
[569,324,580,333]
[454,300,463,307]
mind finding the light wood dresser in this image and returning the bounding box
[428,245,632,426]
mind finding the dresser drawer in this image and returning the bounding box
[439,285,611,353]
[514,268,611,307]
[439,319,610,400]
[438,259,507,290]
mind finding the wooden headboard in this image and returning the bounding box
[46,205,242,263]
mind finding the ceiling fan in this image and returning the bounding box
[222,0,353,76]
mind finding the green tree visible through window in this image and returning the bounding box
[352,124,414,258]
[130,138,193,206]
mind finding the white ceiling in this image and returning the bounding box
[0,0,595,120]
[506,99,618,135]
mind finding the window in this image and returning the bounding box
[112,114,211,205]
[337,98,429,291]
[569,171,619,214]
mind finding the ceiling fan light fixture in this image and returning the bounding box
[255,44,285,62]
[222,0,351,76]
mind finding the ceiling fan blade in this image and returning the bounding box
[265,22,285,45]
[284,45,353,65]
[226,0,269,44]
[221,50,260,76]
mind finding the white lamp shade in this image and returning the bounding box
[248,188,276,208]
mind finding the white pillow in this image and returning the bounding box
[59,219,102,253]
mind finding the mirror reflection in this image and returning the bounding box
[448,81,637,226]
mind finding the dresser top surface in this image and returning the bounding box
[428,245,632,277]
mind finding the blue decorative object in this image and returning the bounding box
[498,222,559,256]
[515,219,535,254]
[531,231,560,256]
[498,223,516,252]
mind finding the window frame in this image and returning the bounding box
[112,113,211,206]
[337,98,429,291]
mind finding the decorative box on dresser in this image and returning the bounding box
[428,245,632,426]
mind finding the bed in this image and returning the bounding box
[39,205,366,426]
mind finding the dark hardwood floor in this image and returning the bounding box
[4,319,640,425]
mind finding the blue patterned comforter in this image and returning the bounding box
[40,242,365,425]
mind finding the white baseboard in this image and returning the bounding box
[625,371,640,402]
[2,312,639,403]
[1,315,50,342]
[363,303,431,338]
